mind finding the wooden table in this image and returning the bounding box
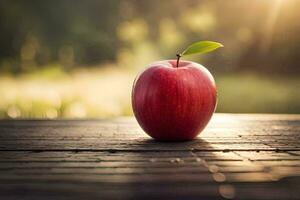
[0,114,300,200]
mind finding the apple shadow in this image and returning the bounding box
[135,136,214,151]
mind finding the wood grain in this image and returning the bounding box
[0,114,300,200]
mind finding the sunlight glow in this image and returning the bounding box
[261,0,284,53]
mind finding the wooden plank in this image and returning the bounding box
[0,114,299,200]
[0,183,221,200]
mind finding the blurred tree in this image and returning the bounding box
[0,0,300,74]
[0,0,120,71]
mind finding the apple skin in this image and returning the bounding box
[132,60,217,141]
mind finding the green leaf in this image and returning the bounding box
[181,41,223,56]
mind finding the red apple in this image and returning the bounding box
[132,60,217,141]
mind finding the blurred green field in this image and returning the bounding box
[216,73,300,114]
[0,65,299,119]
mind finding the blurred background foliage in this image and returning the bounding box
[0,0,299,118]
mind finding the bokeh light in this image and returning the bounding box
[0,0,299,118]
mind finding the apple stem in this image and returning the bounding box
[176,54,181,68]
